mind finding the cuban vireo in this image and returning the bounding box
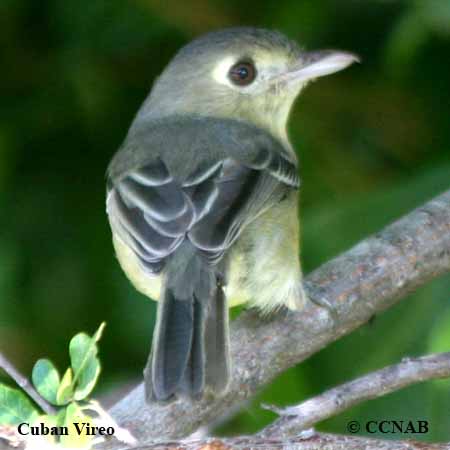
[106,27,357,402]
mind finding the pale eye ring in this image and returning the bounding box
[228,61,256,86]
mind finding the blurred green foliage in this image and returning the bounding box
[0,0,449,441]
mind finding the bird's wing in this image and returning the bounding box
[107,117,300,273]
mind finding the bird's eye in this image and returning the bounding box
[228,61,256,86]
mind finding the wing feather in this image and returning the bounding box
[107,119,300,274]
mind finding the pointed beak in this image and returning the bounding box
[278,50,360,84]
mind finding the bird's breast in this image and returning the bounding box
[225,190,305,313]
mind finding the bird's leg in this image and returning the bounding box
[304,284,339,330]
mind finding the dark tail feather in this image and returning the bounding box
[179,297,206,398]
[144,244,229,403]
[149,290,194,401]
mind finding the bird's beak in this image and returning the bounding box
[278,50,359,85]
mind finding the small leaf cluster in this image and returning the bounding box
[0,323,105,447]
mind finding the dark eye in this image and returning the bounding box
[228,61,256,86]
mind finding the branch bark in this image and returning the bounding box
[259,352,450,438]
[124,434,450,450]
[5,430,450,450]
[108,189,450,442]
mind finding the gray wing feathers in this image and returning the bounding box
[107,158,192,273]
[107,116,299,184]
[107,117,300,272]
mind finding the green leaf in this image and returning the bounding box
[69,322,105,400]
[56,368,74,405]
[74,358,100,401]
[0,384,40,425]
[31,359,60,405]
[62,402,79,426]
[56,406,68,428]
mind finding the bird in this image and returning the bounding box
[106,27,357,403]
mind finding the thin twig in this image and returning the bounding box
[0,352,56,415]
[259,352,450,437]
[106,190,450,443]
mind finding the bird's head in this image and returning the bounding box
[138,27,358,144]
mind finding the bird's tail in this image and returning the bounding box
[144,243,230,402]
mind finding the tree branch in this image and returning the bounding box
[96,433,450,450]
[108,189,450,442]
[259,352,450,438]
[0,353,56,415]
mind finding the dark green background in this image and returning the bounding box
[1,0,449,441]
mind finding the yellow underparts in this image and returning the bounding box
[112,191,305,314]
